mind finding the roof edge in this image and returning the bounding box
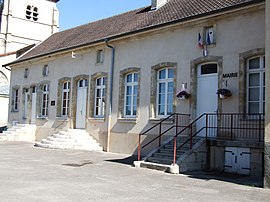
[4,0,265,67]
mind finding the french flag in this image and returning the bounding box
[198,32,204,49]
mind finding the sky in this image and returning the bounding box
[57,0,150,31]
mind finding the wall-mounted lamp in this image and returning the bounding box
[71,51,76,59]
[203,48,208,57]
[177,82,190,99]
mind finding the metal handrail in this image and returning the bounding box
[137,113,190,161]
[141,125,174,150]
[139,113,175,136]
[172,113,265,165]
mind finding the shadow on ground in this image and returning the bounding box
[105,155,137,165]
[106,156,263,188]
[184,171,263,188]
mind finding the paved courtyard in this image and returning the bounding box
[0,142,269,202]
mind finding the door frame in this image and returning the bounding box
[196,63,218,137]
[76,79,87,129]
[72,75,89,129]
[190,56,223,119]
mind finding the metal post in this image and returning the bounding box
[138,135,141,161]
[231,114,233,140]
[259,114,262,142]
[159,123,162,147]
[176,114,178,136]
[173,137,177,165]
[206,114,208,140]
[190,124,193,149]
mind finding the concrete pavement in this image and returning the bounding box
[0,142,269,202]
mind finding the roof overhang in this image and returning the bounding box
[4,0,265,67]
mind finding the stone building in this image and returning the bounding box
[264,0,270,189]
[0,0,59,127]
[2,0,267,178]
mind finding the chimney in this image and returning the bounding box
[151,0,169,10]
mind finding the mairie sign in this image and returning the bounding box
[223,72,238,78]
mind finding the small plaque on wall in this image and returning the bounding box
[51,101,56,106]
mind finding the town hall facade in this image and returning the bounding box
[2,0,267,177]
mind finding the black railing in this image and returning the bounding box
[137,112,265,163]
[172,113,265,165]
[137,113,190,161]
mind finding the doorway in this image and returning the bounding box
[76,79,87,129]
[24,89,30,120]
[196,63,218,137]
[31,86,37,124]
[224,147,251,175]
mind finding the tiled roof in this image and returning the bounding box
[9,0,264,65]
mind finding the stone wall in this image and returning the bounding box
[265,0,270,188]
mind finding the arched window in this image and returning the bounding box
[246,56,265,113]
[41,84,49,117]
[61,81,70,116]
[94,77,106,117]
[26,5,32,19]
[157,68,174,116]
[33,7,39,21]
[25,5,39,21]
[124,72,138,117]
[12,88,20,111]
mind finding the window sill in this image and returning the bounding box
[149,118,174,124]
[206,43,216,48]
[37,116,48,121]
[118,118,137,124]
[55,117,69,121]
[95,62,103,66]
[11,110,19,113]
[88,117,105,123]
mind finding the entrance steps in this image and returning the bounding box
[0,124,36,142]
[35,129,103,151]
[134,136,207,173]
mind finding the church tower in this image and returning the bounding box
[0,0,59,53]
[0,0,60,127]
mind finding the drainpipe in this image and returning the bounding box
[3,0,11,53]
[105,39,115,152]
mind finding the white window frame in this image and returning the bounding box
[24,68,29,78]
[156,68,174,117]
[12,88,19,111]
[205,26,215,45]
[94,77,106,117]
[42,65,49,77]
[61,81,70,117]
[96,50,104,63]
[246,55,265,114]
[124,72,138,117]
[41,84,49,117]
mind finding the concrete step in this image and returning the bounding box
[152,152,185,159]
[163,144,195,150]
[35,142,103,151]
[140,161,171,172]
[0,124,36,142]
[147,156,174,165]
[41,139,81,146]
[158,148,187,154]
[36,129,102,152]
[167,139,201,146]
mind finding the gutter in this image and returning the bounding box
[4,0,11,53]
[105,39,115,152]
[3,0,264,67]
[4,66,11,71]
